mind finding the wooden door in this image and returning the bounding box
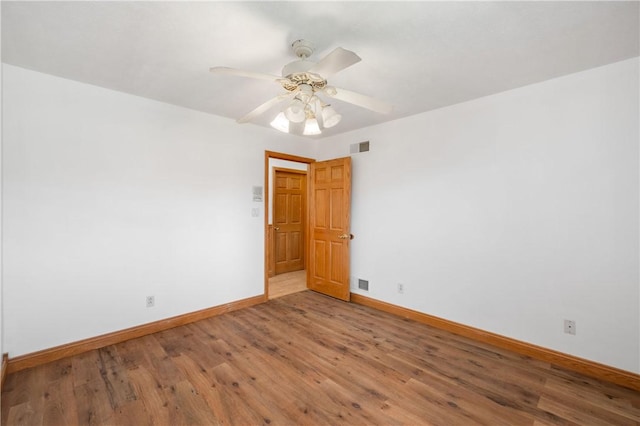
[308,157,352,301]
[273,169,306,275]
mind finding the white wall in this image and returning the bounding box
[318,58,640,373]
[1,64,313,357]
[3,58,638,375]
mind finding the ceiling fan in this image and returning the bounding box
[210,40,392,135]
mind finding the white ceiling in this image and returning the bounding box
[2,1,639,138]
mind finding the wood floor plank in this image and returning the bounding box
[111,399,155,426]
[126,365,173,425]
[407,370,536,425]
[209,361,282,425]
[41,359,79,426]
[547,364,640,406]
[96,346,137,409]
[171,354,237,425]
[73,381,115,425]
[135,334,184,385]
[543,376,640,422]
[6,402,42,426]
[71,350,105,388]
[315,377,397,425]
[3,290,639,426]
[3,364,46,425]
[537,394,632,426]
[166,379,219,426]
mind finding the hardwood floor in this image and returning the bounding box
[3,290,639,425]
[268,270,306,299]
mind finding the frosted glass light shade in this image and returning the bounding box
[284,99,306,123]
[321,106,342,128]
[270,112,289,133]
[303,118,321,136]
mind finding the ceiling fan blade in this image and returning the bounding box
[237,91,297,124]
[325,87,393,114]
[210,66,283,82]
[308,47,361,77]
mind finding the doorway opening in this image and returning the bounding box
[264,151,314,299]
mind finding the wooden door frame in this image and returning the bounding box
[264,151,315,299]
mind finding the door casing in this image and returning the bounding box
[264,151,315,299]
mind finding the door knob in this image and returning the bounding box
[274,227,280,231]
[338,234,349,239]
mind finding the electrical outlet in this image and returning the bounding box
[397,283,404,294]
[146,296,155,308]
[564,319,576,335]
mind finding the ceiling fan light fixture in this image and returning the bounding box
[270,112,290,133]
[303,117,321,136]
[211,40,392,136]
[284,98,306,123]
[321,106,342,128]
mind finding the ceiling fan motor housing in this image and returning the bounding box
[291,39,314,58]
[281,39,327,92]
